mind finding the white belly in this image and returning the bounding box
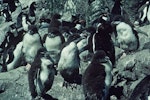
[45,36,62,51]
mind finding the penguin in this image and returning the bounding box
[6,42,24,71]
[49,13,61,31]
[3,0,17,13]
[2,8,12,22]
[92,12,110,30]
[115,21,139,51]
[92,18,115,65]
[82,50,112,100]
[111,14,140,50]
[43,27,65,64]
[28,2,37,24]
[16,12,23,29]
[111,0,123,21]
[28,48,57,99]
[21,13,31,31]
[61,14,80,29]
[129,75,150,100]
[134,1,150,25]
[8,0,17,13]
[22,25,43,64]
[84,26,96,53]
[57,38,81,87]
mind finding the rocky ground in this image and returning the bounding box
[0,25,150,100]
[0,0,150,100]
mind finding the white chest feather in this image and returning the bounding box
[101,60,112,98]
[141,6,148,22]
[77,38,87,52]
[116,22,136,44]
[102,60,112,88]
[23,33,42,63]
[7,42,23,71]
[35,58,55,95]
[147,5,150,22]
[45,36,62,51]
[58,42,79,70]
[40,58,53,85]
[22,17,29,31]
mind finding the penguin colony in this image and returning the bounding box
[0,0,149,99]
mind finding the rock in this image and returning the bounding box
[114,49,150,99]
[0,66,32,100]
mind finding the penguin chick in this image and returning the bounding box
[44,27,65,64]
[57,41,81,87]
[44,27,65,51]
[82,50,112,100]
[22,25,43,64]
[116,22,139,51]
[28,48,56,99]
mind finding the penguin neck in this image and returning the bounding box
[41,57,52,70]
[102,59,112,99]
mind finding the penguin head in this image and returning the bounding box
[99,12,110,22]
[97,20,112,35]
[92,50,110,63]
[48,27,61,38]
[30,2,36,10]
[85,26,96,35]
[37,48,55,64]
[28,25,38,35]
[29,2,37,17]
[15,0,21,6]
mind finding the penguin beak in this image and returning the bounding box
[99,56,110,63]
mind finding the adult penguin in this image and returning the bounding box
[92,18,115,65]
[82,50,112,100]
[111,0,123,21]
[28,2,37,24]
[6,42,24,71]
[22,25,43,64]
[49,13,61,31]
[28,48,57,99]
[135,0,150,26]
[57,34,82,87]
